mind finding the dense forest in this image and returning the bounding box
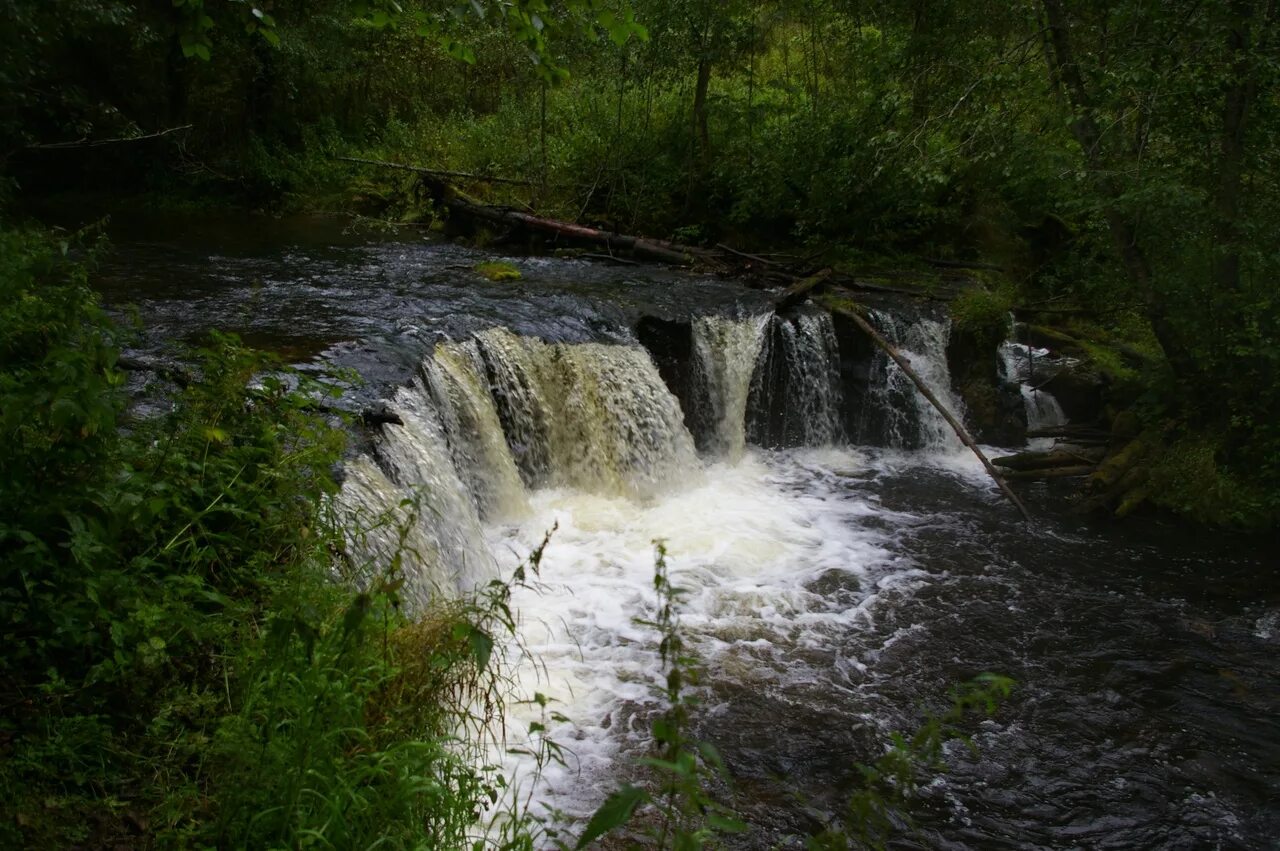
[1,0,1277,847]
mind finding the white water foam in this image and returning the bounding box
[484,447,926,826]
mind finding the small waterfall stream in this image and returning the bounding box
[691,313,770,459]
[999,341,1068,447]
[854,310,967,451]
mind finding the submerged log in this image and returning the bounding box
[820,296,1033,522]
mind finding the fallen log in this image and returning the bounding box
[450,198,704,265]
[341,155,709,264]
[992,447,1106,471]
[716,242,783,266]
[337,155,573,188]
[1026,425,1109,440]
[776,269,833,309]
[820,296,1032,522]
[1004,465,1097,480]
[27,124,193,151]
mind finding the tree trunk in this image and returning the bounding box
[692,57,712,163]
[1212,0,1264,295]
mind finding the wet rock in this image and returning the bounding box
[947,324,1027,446]
[635,315,709,442]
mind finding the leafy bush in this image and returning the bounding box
[0,223,549,847]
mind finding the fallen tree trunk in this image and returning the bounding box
[992,447,1106,471]
[449,197,705,264]
[1004,465,1097,480]
[337,155,572,188]
[820,297,1033,522]
[776,269,833,309]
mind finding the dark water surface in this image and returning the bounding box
[93,216,1280,849]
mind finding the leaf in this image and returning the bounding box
[467,625,492,672]
[575,785,646,849]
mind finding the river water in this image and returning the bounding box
[95,216,1279,849]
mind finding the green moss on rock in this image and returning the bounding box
[474,261,521,282]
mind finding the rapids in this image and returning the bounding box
[95,216,1280,849]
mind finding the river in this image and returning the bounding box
[95,215,1280,849]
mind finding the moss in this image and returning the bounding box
[951,286,1013,350]
[818,294,867,316]
[959,378,999,427]
[474,261,522,282]
[1146,430,1272,528]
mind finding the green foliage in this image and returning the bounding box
[1145,429,1274,528]
[0,223,556,847]
[951,286,1014,350]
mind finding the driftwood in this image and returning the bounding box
[820,297,1033,522]
[776,269,833,309]
[26,124,193,151]
[992,446,1105,471]
[1004,465,1097,480]
[337,155,572,188]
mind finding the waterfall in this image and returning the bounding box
[373,381,499,585]
[858,311,965,451]
[337,329,706,608]
[998,341,1068,439]
[423,340,528,521]
[335,304,1014,609]
[691,314,770,459]
[475,328,700,499]
[746,310,845,448]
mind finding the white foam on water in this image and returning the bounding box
[483,447,916,826]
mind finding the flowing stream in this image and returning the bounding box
[96,216,1280,849]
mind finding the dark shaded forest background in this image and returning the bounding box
[4,0,1277,523]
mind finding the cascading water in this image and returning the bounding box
[474,327,700,498]
[691,313,770,459]
[746,310,845,448]
[999,341,1068,445]
[337,327,708,608]
[334,381,500,605]
[856,311,966,451]
[423,339,529,521]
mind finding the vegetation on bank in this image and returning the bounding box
[0,224,550,847]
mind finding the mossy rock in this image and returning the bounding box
[474,261,521,282]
